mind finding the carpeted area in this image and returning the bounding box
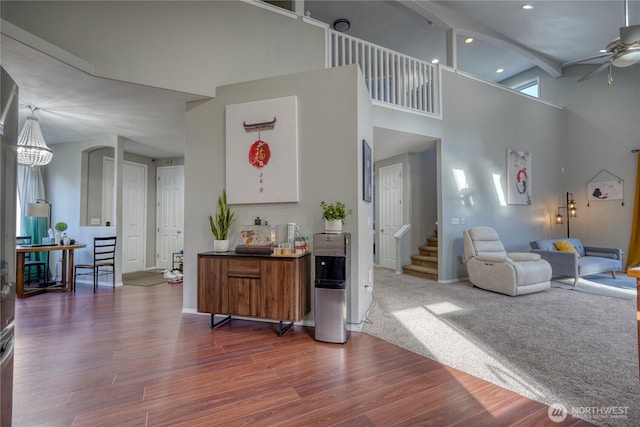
[122,270,167,287]
[364,267,639,427]
[580,273,637,289]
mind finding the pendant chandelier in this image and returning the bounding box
[17,106,53,167]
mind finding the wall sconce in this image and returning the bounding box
[555,192,577,237]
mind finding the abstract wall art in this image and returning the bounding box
[506,148,531,205]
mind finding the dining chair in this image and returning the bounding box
[16,236,46,285]
[73,236,117,292]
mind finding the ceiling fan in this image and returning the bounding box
[562,0,640,84]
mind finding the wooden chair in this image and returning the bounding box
[16,236,46,285]
[73,236,117,292]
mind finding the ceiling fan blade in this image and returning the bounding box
[578,61,611,82]
[562,53,612,68]
[620,24,640,44]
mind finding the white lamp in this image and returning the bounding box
[26,199,52,231]
[17,106,53,167]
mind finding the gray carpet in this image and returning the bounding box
[122,270,166,287]
[364,267,639,427]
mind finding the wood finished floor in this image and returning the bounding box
[13,282,592,427]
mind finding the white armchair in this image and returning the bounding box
[463,226,551,296]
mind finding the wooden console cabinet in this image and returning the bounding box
[197,251,311,335]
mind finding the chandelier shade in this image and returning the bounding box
[17,108,53,167]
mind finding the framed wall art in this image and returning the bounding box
[225,96,298,204]
[363,139,372,202]
[506,148,531,205]
[586,168,624,205]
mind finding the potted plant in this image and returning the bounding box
[54,222,68,245]
[320,200,352,233]
[208,190,235,252]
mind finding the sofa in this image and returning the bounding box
[463,226,551,296]
[529,238,623,286]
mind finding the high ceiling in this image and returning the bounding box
[1,0,638,159]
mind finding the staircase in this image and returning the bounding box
[403,235,438,281]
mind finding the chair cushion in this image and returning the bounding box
[553,240,581,257]
[466,226,506,257]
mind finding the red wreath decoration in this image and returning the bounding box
[248,139,271,169]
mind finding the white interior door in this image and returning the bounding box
[122,161,147,273]
[156,166,184,270]
[379,163,403,270]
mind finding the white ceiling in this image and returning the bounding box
[1,34,205,158]
[1,0,638,160]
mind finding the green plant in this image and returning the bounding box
[208,190,235,240]
[54,222,68,232]
[320,201,352,224]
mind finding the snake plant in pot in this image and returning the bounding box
[208,190,235,252]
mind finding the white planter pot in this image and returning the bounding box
[324,219,343,234]
[213,239,230,252]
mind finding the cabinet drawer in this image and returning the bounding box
[228,259,261,278]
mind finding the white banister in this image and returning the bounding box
[328,30,440,117]
[393,224,412,274]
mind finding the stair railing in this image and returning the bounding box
[328,30,441,118]
[393,224,412,273]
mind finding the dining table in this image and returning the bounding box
[16,242,87,298]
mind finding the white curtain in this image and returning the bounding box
[17,165,48,280]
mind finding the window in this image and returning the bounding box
[512,78,539,98]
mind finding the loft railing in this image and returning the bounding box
[328,30,441,118]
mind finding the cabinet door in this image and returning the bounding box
[260,259,294,320]
[228,277,260,317]
[197,256,229,314]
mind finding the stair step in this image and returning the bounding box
[426,237,438,247]
[403,264,438,281]
[419,245,438,256]
[410,255,438,268]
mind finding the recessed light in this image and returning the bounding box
[496,68,504,73]
[431,59,440,64]
[522,4,534,10]
[464,37,474,44]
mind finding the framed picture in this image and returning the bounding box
[587,180,623,201]
[363,139,372,202]
[506,148,531,205]
[225,96,298,204]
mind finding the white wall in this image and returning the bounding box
[503,64,640,265]
[45,136,124,286]
[371,68,565,281]
[184,65,374,326]
[3,1,326,96]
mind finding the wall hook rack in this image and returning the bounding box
[243,118,276,132]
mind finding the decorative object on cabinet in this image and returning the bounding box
[208,190,235,252]
[506,148,531,205]
[225,96,299,204]
[235,224,280,254]
[320,200,352,233]
[362,139,372,202]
